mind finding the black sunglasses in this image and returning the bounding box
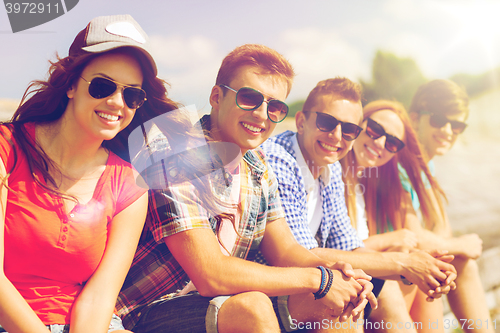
[421,111,467,134]
[365,118,405,153]
[303,111,362,141]
[80,76,147,109]
[220,84,288,123]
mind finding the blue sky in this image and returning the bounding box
[2,0,500,112]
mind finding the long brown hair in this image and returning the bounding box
[2,48,178,199]
[341,100,447,234]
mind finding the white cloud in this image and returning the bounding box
[149,34,218,68]
[149,34,222,112]
[380,0,500,77]
[149,29,368,106]
[279,27,368,101]
[382,0,427,21]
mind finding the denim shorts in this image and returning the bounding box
[0,314,124,333]
[130,292,297,333]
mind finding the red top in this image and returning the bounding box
[0,123,147,325]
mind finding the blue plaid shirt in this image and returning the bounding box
[261,130,363,251]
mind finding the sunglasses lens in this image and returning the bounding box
[429,114,448,128]
[88,77,117,99]
[236,87,264,110]
[429,114,467,134]
[366,118,404,152]
[315,113,339,132]
[88,77,145,109]
[267,100,288,123]
[450,121,467,133]
[365,119,384,139]
[123,87,147,109]
[385,137,405,153]
[342,123,362,141]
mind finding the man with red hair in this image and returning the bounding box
[117,45,376,333]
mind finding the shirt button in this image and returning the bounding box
[62,235,67,241]
[63,226,68,232]
[69,213,75,218]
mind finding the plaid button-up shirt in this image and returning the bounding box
[116,116,285,328]
[260,130,363,251]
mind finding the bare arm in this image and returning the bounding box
[0,159,51,332]
[311,246,455,297]
[362,229,418,252]
[261,218,377,318]
[408,219,483,259]
[69,192,148,333]
[166,222,323,297]
[308,190,456,298]
[404,196,483,259]
[166,217,376,316]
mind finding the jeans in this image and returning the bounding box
[0,314,124,332]
[364,278,386,320]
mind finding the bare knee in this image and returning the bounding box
[453,257,479,277]
[218,292,279,333]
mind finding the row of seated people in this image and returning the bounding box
[0,14,491,333]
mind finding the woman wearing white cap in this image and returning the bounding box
[0,15,178,333]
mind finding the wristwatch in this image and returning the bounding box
[400,275,413,285]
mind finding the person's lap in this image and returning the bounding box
[129,292,295,333]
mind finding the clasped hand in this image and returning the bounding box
[322,261,378,322]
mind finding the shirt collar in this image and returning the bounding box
[291,132,331,188]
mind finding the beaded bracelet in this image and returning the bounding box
[314,266,327,300]
[314,266,334,300]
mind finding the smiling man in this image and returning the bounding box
[117,45,376,333]
[261,78,364,253]
[261,78,459,330]
[405,79,494,333]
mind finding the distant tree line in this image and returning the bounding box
[360,50,426,108]
[287,50,499,117]
[449,69,500,98]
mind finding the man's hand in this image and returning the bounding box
[320,269,362,320]
[323,263,377,322]
[401,250,457,300]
